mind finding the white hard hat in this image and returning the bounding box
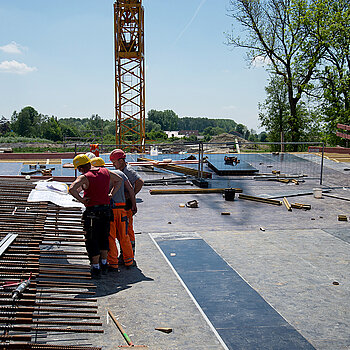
[85,152,96,160]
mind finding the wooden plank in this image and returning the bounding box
[138,157,212,179]
[283,197,292,211]
[150,188,242,195]
[238,194,282,205]
[291,203,311,210]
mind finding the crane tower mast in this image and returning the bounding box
[114,0,145,150]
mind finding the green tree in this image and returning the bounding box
[259,74,290,143]
[235,123,246,136]
[185,134,198,142]
[226,0,326,148]
[312,0,350,145]
[0,116,10,135]
[248,133,258,142]
[148,109,179,130]
[145,119,162,132]
[87,114,104,131]
[146,130,168,141]
[259,131,268,142]
[212,127,225,136]
[203,126,215,136]
[179,117,215,131]
[11,106,43,137]
[103,120,116,138]
[60,123,80,138]
[42,116,62,141]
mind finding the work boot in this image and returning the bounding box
[126,260,137,269]
[91,267,101,279]
[118,255,125,266]
[108,265,120,273]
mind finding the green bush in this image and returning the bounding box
[12,146,74,153]
[0,136,54,143]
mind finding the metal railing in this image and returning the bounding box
[72,141,325,185]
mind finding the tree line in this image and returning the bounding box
[227,0,350,148]
[0,106,266,143]
[146,109,266,141]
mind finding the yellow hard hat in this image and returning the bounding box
[90,157,105,167]
[73,154,91,169]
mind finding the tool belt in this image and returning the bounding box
[125,198,132,211]
[85,204,113,216]
[82,205,114,240]
[83,205,113,224]
[112,204,126,209]
[110,199,126,210]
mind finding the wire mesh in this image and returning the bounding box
[71,141,324,184]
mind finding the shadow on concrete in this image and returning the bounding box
[77,266,154,298]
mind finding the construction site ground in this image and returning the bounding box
[1,151,350,349]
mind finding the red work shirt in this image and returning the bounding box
[84,167,110,207]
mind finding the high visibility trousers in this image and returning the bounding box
[108,208,134,268]
[126,209,135,254]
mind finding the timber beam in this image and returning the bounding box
[150,188,242,195]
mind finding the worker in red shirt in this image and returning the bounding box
[69,154,123,278]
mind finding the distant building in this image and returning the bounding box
[165,130,199,138]
[165,131,183,138]
[179,130,199,137]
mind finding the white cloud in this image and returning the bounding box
[0,41,24,54]
[0,60,37,74]
[252,55,271,67]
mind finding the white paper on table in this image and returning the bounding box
[28,181,84,208]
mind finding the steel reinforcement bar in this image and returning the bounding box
[0,179,101,349]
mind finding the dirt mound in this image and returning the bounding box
[209,133,247,144]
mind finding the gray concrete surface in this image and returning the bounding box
[35,153,350,349]
[128,157,350,349]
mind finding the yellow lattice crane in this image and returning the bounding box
[114,0,145,151]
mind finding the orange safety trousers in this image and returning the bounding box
[126,209,135,253]
[108,208,134,268]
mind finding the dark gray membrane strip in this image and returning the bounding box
[154,236,315,350]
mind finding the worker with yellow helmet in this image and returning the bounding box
[90,157,106,167]
[91,154,137,270]
[69,154,123,279]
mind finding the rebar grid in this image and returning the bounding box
[0,179,101,349]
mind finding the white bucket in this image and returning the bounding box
[150,146,158,156]
[313,188,322,198]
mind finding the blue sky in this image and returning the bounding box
[0,0,269,131]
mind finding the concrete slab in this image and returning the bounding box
[83,232,225,350]
[130,158,350,349]
[2,151,350,349]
